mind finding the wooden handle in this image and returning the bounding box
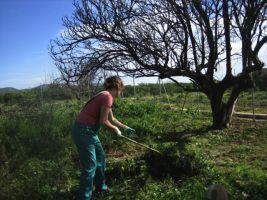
[120,135,161,154]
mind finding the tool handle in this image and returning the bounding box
[120,135,161,154]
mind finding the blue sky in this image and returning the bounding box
[0,0,74,89]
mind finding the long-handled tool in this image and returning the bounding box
[120,134,161,154]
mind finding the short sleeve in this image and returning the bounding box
[101,93,113,107]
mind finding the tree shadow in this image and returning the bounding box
[141,126,211,181]
[156,126,211,148]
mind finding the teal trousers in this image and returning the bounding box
[72,122,108,200]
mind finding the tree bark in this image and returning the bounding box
[209,87,240,129]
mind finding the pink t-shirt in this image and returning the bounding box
[76,91,113,125]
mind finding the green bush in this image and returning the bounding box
[0,92,24,105]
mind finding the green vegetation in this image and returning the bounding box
[0,87,266,199]
[253,68,267,91]
[123,82,193,97]
[0,85,74,105]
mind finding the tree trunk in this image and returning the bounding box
[209,89,238,129]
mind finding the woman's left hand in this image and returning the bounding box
[126,127,136,136]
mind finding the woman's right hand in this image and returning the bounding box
[114,127,122,136]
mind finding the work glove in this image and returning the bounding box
[114,127,122,137]
[125,127,136,136]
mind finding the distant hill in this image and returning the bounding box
[0,87,19,93]
[33,84,50,90]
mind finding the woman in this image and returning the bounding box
[72,76,135,200]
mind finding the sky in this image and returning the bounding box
[0,0,160,89]
[0,0,74,89]
[0,0,266,90]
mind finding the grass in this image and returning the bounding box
[0,94,266,200]
[98,99,267,200]
[160,91,267,113]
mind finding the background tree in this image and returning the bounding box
[50,0,267,128]
[253,68,267,91]
[54,60,106,100]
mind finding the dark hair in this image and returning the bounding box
[104,76,124,90]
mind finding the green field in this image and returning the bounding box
[0,92,266,199]
[134,90,267,114]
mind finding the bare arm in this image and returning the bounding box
[109,109,128,130]
[99,106,117,129]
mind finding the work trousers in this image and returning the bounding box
[72,122,108,200]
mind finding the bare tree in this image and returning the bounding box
[53,59,104,100]
[50,0,267,128]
